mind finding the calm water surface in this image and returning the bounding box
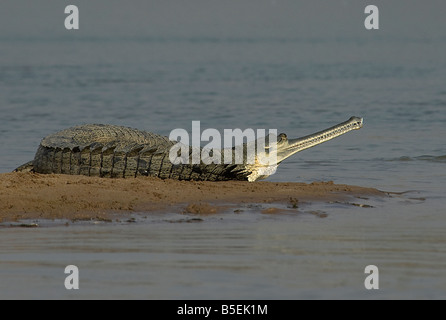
[0,1,445,299]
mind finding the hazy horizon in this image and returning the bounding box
[0,0,445,40]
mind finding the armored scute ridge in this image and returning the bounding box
[15,117,363,181]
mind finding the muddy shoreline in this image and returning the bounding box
[0,172,385,223]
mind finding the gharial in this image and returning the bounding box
[14,116,363,182]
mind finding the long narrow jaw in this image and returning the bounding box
[244,116,363,181]
[276,116,363,164]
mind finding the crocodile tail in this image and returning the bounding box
[14,161,34,173]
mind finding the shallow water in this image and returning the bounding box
[1,1,445,299]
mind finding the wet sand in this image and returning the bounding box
[0,172,385,223]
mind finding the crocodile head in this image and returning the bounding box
[244,116,364,181]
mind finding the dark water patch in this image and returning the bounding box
[406,99,446,107]
[383,190,428,205]
[6,222,39,228]
[166,218,204,223]
[306,210,328,218]
[390,156,413,162]
[415,155,446,163]
[330,201,375,208]
[387,155,446,163]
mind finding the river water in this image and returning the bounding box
[0,1,445,299]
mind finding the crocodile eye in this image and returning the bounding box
[278,133,287,142]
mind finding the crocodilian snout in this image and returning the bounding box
[275,116,363,164]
